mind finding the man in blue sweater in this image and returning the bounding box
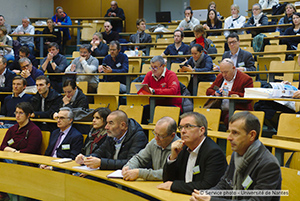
[0,76,32,128]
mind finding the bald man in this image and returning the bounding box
[75,110,147,170]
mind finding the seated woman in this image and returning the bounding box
[190,24,217,54]
[180,44,215,93]
[244,3,268,37]
[82,107,111,155]
[208,1,223,20]
[203,9,222,36]
[90,32,108,63]
[42,18,61,54]
[283,13,300,59]
[224,4,246,37]
[0,26,14,62]
[0,102,42,155]
[276,3,296,35]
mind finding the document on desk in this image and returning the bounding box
[73,165,99,171]
[51,158,72,163]
[107,169,123,178]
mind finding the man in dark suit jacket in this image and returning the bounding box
[218,32,255,72]
[207,58,253,126]
[40,107,83,170]
[157,112,227,195]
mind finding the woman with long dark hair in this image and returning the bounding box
[203,9,222,36]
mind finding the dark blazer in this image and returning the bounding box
[222,48,256,71]
[210,143,281,201]
[163,137,227,194]
[60,89,89,109]
[206,70,253,111]
[91,118,147,170]
[45,126,83,160]
[0,68,16,92]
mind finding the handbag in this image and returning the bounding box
[203,99,222,109]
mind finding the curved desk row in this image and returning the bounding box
[0,152,190,201]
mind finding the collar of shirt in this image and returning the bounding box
[187,136,206,154]
[60,125,72,136]
[152,67,166,81]
[70,88,79,103]
[0,68,6,76]
[113,130,127,144]
[12,91,26,98]
[230,47,240,57]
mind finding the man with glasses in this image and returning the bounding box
[142,55,182,108]
[99,40,128,93]
[216,33,255,72]
[19,57,44,87]
[161,30,190,64]
[157,112,227,194]
[207,58,253,127]
[75,110,147,170]
[122,116,180,181]
[65,44,99,93]
[40,107,83,170]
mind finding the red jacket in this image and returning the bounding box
[142,69,182,109]
[206,70,253,111]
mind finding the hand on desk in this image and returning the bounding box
[293,90,300,99]
[122,166,139,181]
[103,65,113,73]
[83,156,101,169]
[190,190,211,201]
[157,181,173,191]
[39,164,52,170]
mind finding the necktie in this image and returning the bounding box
[51,132,64,157]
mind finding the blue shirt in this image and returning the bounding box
[163,42,190,63]
[102,52,128,84]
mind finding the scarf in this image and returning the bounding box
[283,14,293,24]
[232,140,261,191]
[196,36,205,49]
[193,53,205,68]
[84,127,107,155]
[253,12,263,26]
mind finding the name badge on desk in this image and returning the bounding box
[62,144,70,150]
[238,62,245,67]
[8,139,14,146]
[193,165,200,175]
[242,175,253,190]
[116,63,121,68]
[178,51,183,55]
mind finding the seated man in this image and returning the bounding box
[40,42,68,92]
[53,79,88,119]
[217,32,256,72]
[0,15,12,34]
[52,6,72,52]
[161,30,190,64]
[75,110,147,170]
[65,44,99,93]
[142,55,182,109]
[0,102,42,154]
[12,17,35,55]
[129,18,152,54]
[177,6,200,31]
[40,107,83,170]
[104,1,125,33]
[31,76,62,131]
[0,76,32,128]
[157,112,227,194]
[101,21,119,45]
[0,56,16,93]
[206,58,253,126]
[8,46,39,74]
[99,41,128,93]
[190,112,281,201]
[122,116,180,181]
[19,57,44,90]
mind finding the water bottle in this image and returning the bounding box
[135,47,139,56]
[222,83,229,97]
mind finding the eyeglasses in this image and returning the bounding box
[14,112,25,115]
[20,64,30,69]
[227,40,238,45]
[150,65,162,70]
[57,116,70,120]
[178,124,201,131]
[252,8,260,11]
[152,130,170,139]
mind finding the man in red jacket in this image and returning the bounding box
[206,58,253,126]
